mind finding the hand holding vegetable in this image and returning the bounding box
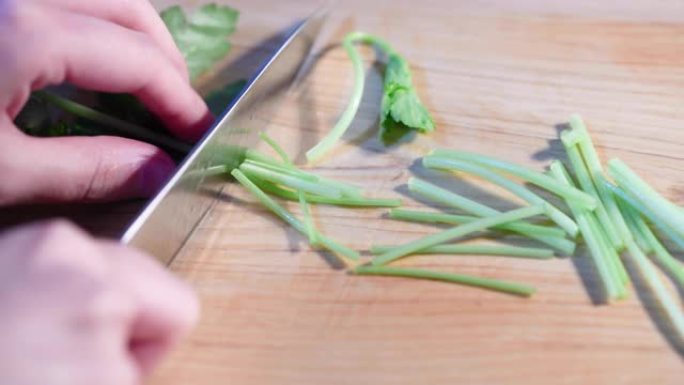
[0,0,213,205]
[0,220,199,384]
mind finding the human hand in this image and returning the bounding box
[0,219,199,385]
[0,0,212,206]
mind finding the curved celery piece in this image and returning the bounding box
[372,205,548,266]
[370,244,554,259]
[231,169,359,261]
[389,209,566,239]
[353,266,535,297]
[407,178,576,255]
[549,161,626,301]
[305,33,366,162]
[423,156,578,237]
[428,150,596,210]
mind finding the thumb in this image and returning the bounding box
[0,126,175,206]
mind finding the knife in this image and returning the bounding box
[121,9,328,265]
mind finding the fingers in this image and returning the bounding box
[0,124,176,205]
[99,242,199,376]
[26,8,211,141]
[36,0,188,79]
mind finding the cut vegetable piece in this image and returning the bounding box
[622,203,684,289]
[353,266,535,297]
[389,209,567,239]
[568,115,632,248]
[560,133,622,249]
[370,244,554,259]
[231,169,359,261]
[549,161,625,301]
[305,32,435,162]
[251,177,401,207]
[239,162,343,198]
[604,179,684,252]
[609,159,684,238]
[622,235,684,341]
[372,205,548,266]
[428,150,597,210]
[259,132,292,165]
[298,192,318,246]
[305,34,365,162]
[423,156,578,237]
[408,178,576,255]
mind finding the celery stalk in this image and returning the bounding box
[389,209,567,239]
[428,150,597,210]
[353,266,535,297]
[370,244,554,259]
[423,156,578,237]
[231,169,359,261]
[408,178,576,255]
[372,205,548,266]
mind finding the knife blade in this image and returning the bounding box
[121,9,328,265]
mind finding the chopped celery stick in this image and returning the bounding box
[623,235,684,341]
[372,205,548,266]
[242,159,318,182]
[549,161,623,301]
[353,266,535,297]
[370,244,554,259]
[239,162,343,198]
[423,156,578,237]
[428,150,597,210]
[561,132,623,249]
[568,115,631,249]
[231,169,359,261]
[604,180,684,252]
[259,132,292,165]
[609,159,684,238]
[243,159,362,197]
[298,192,318,246]
[252,177,400,207]
[245,149,287,168]
[622,203,684,289]
[389,209,567,239]
[305,33,365,162]
[584,210,629,294]
[408,178,576,255]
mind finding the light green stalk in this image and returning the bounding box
[353,266,535,297]
[560,132,623,249]
[407,178,576,255]
[372,205,548,266]
[549,161,625,301]
[423,156,578,237]
[370,244,554,259]
[231,169,359,261]
[389,209,566,239]
[428,150,597,210]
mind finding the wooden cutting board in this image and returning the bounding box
[149,0,684,383]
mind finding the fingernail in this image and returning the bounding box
[138,155,175,197]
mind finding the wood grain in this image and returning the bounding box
[149,0,684,383]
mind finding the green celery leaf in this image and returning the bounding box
[162,3,239,80]
[379,53,435,145]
